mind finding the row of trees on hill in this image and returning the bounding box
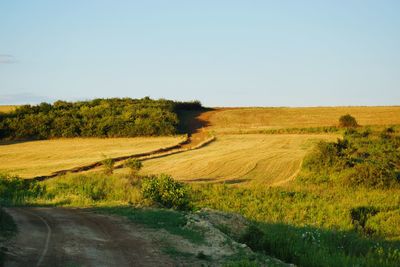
[0,98,202,140]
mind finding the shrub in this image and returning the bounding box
[300,128,400,188]
[339,114,359,128]
[344,161,398,188]
[141,174,191,210]
[124,158,143,177]
[101,157,115,175]
[350,206,379,235]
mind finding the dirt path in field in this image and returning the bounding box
[3,207,178,267]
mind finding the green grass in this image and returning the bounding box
[190,182,400,267]
[95,207,204,244]
[241,223,400,267]
[2,170,400,266]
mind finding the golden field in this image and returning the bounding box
[207,106,400,134]
[118,134,337,185]
[0,105,17,113]
[2,106,400,184]
[0,136,184,178]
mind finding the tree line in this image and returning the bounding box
[0,98,202,140]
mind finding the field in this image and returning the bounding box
[1,105,400,266]
[0,105,17,113]
[207,106,400,133]
[2,106,399,185]
[0,136,184,178]
[129,134,337,185]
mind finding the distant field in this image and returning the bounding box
[121,134,337,185]
[207,106,400,133]
[0,136,184,178]
[0,105,17,113]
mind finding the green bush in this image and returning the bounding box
[345,161,398,188]
[141,174,191,210]
[102,157,115,175]
[124,158,143,177]
[350,206,379,235]
[339,114,359,128]
[300,128,400,189]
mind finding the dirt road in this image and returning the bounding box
[3,207,177,267]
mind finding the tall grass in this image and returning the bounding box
[190,183,400,266]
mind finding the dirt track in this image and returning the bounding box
[3,207,177,267]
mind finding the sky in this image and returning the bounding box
[0,0,399,107]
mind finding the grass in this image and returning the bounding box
[0,136,184,178]
[3,169,400,266]
[119,134,337,185]
[207,107,400,134]
[96,207,205,244]
[191,183,400,266]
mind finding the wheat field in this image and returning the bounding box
[207,106,400,134]
[0,136,184,178]
[118,134,337,185]
[0,105,17,113]
[2,106,399,184]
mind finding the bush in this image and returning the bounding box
[350,206,379,235]
[339,114,359,128]
[344,161,398,188]
[300,128,400,189]
[141,174,191,210]
[102,157,115,175]
[124,158,143,177]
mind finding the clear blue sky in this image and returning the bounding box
[0,0,399,106]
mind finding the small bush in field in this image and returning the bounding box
[339,114,359,128]
[101,157,115,175]
[141,174,191,210]
[124,158,143,177]
[350,206,379,235]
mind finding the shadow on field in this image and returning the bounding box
[177,108,214,136]
[219,178,251,185]
[0,139,39,146]
[183,178,251,185]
